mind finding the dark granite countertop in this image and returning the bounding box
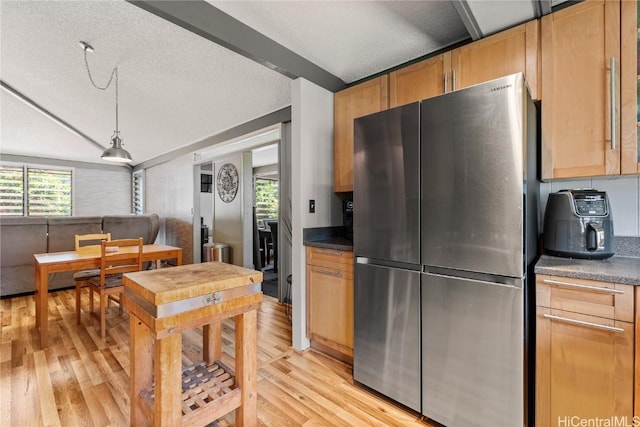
[304,238,353,251]
[303,226,353,251]
[535,255,640,286]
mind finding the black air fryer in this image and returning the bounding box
[543,189,615,259]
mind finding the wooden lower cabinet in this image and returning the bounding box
[306,246,353,363]
[536,275,635,425]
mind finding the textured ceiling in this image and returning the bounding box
[209,0,469,84]
[0,0,291,165]
[1,0,543,167]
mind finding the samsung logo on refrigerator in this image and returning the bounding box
[490,84,513,92]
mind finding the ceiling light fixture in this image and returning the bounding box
[80,41,132,163]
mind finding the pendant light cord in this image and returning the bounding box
[83,48,119,133]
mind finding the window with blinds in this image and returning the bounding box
[0,165,72,216]
[132,170,144,214]
[27,168,72,216]
[0,166,24,215]
[255,178,278,226]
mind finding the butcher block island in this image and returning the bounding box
[122,262,263,427]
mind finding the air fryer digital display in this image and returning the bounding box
[573,194,608,216]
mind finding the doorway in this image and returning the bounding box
[192,124,291,303]
[253,151,279,298]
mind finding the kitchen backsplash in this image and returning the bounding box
[539,175,640,237]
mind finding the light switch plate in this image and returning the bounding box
[309,199,315,213]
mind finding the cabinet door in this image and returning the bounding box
[451,21,540,100]
[306,264,353,354]
[536,307,634,425]
[389,53,450,108]
[334,76,388,192]
[621,0,640,174]
[541,0,621,179]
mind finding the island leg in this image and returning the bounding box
[130,312,153,427]
[235,308,257,427]
[203,321,221,364]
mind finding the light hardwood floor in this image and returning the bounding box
[0,289,433,426]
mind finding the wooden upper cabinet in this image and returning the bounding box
[621,0,640,174]
[389,53,451,108]
[333,76,389,192]
[451,21,540,100]
[541,0,621,180]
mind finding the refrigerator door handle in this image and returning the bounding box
[425,270,522,289]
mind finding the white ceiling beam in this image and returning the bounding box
[133,106,291,171]
[127,0,346,92]
[451,0,484,40]
[452,0,552,41]
[533,0,553,17]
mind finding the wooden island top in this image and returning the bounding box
[123,261,264,427]
[124,261,263,306]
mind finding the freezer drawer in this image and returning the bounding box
[422,272,524,426]
[353,261,421,412]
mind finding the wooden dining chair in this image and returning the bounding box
[88,238,143,338]
[74,233,111,325]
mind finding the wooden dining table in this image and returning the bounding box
[33,244,183,348]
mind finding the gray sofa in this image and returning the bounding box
[0,214,160,297]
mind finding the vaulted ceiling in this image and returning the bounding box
[0,0,558,167]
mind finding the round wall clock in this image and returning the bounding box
[216,163,239,203]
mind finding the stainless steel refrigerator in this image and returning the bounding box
[353,73,537,426]
[353,102,422,412]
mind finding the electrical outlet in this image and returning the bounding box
[309,199,315,213]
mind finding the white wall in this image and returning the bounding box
[145,153,194,263]
[540,175,640,237]
[74,167,132,216]
[212,153,250,267]
[291,78,341,351]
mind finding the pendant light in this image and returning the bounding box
[80,41,132,163]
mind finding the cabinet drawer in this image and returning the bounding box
[306,246,353,272]
[536,275,634,322]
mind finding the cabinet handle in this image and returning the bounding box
[543,314,624,333]
[443,72,448,94]
[542,278,624,295]
[315,249,343,257]
[609,57,617,150]
[452,70,456,91]
[316,268,343,278]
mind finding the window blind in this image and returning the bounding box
[132,170,144,215]
[27,168,72,216]
[255,178,278,226]
[0,166,24,216]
